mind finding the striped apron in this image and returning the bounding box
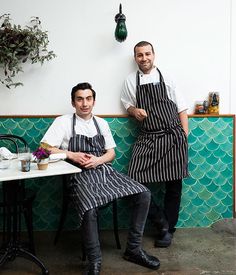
[128,68,188,183]
[67,114,147,225]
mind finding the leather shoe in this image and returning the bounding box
[83,262,101,275]
[155,232,173,248]
[123,249,160,270]
[154,217,169,238]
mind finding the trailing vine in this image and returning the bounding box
[0,14,56,88]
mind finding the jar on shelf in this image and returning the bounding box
[194,100,208,114]
[208,92,219,114]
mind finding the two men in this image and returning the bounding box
[41,82,160,275]
[121,41,188,247]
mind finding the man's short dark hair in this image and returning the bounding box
[134,41,155,55]
[71,82,96,102]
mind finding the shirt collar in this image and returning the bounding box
[75,113,94,123]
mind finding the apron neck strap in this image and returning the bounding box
[156,67,165,82]
[136,71,141,86]
[92,117,101,135]
[72,113,76,136]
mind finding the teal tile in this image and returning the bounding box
[206,182,219,192]
[206,210,221,221]
[198,189,212,200]
[206,140,220,151]
[221,181,233,193]
[198,147,213,158]
[206,195,220,207]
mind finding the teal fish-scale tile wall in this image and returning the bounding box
[0,116,234,230]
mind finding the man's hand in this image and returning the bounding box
[128,106,148,121]
[67,148,115,169]
[83,154,101,169]
[67,151,91,166]
[67,152,101,169]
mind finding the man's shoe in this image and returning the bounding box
[83,262,101,275]
[154,217,169,238]
[157,221,169,238]
[123,249,160,270]
[155,232,173,248]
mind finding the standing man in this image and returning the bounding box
[41,82,160,274]
[121,41,188,248]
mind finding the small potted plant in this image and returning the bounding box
[32,146,51,170]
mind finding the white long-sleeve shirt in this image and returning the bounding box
[121,67,188,113]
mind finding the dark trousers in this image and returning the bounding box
[147,179,182,233]
[82,190,151,263]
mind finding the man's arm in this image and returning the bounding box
[121,75,148,121]
[83,148,115,169]
[127,106,148,121]
[179,110,188,136]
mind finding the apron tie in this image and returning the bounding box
[141,124,181,147]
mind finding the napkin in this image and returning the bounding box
[0,147,14,159]
[49,153,66,161]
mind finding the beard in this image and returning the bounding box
[138,62,153,74]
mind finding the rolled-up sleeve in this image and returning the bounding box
[41,116,71,150]
[99,119,116,150]
[121,74,137,110]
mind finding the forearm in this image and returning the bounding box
[179,110,188,136]
[42,143,81,162]
[43,145,70,159]
[127,106,137,117]
[97,149,115,165]
[56,149,87,164]
[127,106,147,121]
[83,148,115,169]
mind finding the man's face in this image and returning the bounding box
[134,45,155,74]
[72,89,95,119]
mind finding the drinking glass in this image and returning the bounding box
[18,148,31,172]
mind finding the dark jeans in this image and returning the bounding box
[81,190,151,263]
[147,179,182,233]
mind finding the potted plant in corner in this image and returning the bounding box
[32,146,51,170]
[0,14,56,88]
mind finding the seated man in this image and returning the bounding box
[41,82,160,275]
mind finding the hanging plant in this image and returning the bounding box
[0,14,56,89]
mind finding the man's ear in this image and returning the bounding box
[71,100,75,107]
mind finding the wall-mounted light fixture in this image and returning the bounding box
[114,4,127,42]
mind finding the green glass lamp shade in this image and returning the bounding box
[114,4,127,42]
[115,20,127,42]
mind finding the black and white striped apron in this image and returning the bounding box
[128,68,188,183]
[67,114,147,225]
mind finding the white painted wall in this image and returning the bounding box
[0,0,234,115]
[231,0,236,114]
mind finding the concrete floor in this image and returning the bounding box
[0,218,235,275]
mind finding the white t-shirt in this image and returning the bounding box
[121,67,188,113]
[41,114,116,151]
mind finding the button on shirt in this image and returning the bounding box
[41,114,116,151]
[121,67,188,113]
